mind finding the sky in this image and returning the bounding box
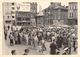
[36,0,78,12]
[2,0,78,12]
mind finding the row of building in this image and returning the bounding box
[3,2,37,29]
[36,2,77,28]
[3,2,77,29]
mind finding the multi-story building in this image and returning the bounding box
[2,2,19,30]
[16,2,37,27]
[43,2,68,27]
[68,2,77,25]
[3,2,37,29]
[16,11,34,28]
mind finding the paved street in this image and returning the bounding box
[3,37,77,55]
[4,38,50,55]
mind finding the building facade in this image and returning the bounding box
[68,2,77,25]
[3,2,19,29]
[16,11,35,28]
[36,15,44,28]
[43,2,68,27]
[3,2,37,29]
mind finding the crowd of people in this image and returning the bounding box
[4,25,77,55]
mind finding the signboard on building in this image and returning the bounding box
[19,3,30,12]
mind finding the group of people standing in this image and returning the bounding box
[4,26,77,55]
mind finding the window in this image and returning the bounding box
[17,17,21,21]
[12,16,14,18]
[23,18,25,20]
[25,18,30,21]
[69,12,73,18]
[12,3,14,5]
[5,21,11,23]
[74,6,77,10]
[69,4,72,10]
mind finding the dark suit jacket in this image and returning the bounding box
[50,43,57,54]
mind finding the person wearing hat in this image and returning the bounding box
[46,31,51,41]
[56,35,63,49]
[51,36,55,42]
[50,39,59,55]
[9,32,14,46]
[72,33,77,52]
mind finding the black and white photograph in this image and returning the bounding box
[2,1,78,55]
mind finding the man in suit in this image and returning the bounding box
[50,39,59,55]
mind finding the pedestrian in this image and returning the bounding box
[4,31,7,40]
[56,35,63,48]
[8,26,10,30]
[28,32,32,45]
[14,31,18,45]
[4,28,7,40]
[19,32,23,44]
[22,35,26,45]
[38,43,43,54]
[41,38,46,51]
[17,33,21,44]
[9,33,14,46]
[46,31,51,41]
[24,33,29,45]
[33,34,38,49]
[73,34,77,52]
[50,39,59,55]
[37,32,42,45]
[51,35,55,42]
